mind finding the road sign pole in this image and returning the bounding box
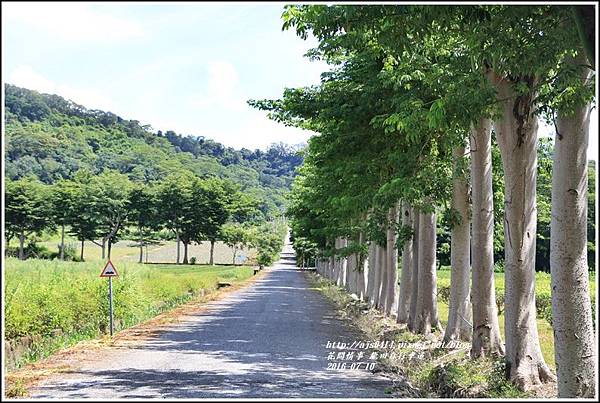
[100,260,118,337]
[108,276,114,337]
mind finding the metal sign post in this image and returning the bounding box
[108,276,114,336]
[100,260,119,337]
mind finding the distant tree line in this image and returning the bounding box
[5,83,304,179]
[4,169,285,265]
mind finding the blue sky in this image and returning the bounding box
[2,2,597,159]
[2,2,327,150]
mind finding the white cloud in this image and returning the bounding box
[8,65,55,94]
[2,2,144,43]
[189,60,246,112]
[201,111,314,150]
[9,65,115,112]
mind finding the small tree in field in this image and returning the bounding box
[221,223,251,265]
[5,177,53,260]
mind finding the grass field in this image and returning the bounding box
[434,268,597,369]
[4,258,255,370]
[12,233,258,265]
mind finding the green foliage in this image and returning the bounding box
[251,221,287,266]
[221,222,253,264]
[256,251,274,267]
[272,4,596,276]
[5,176,53,250]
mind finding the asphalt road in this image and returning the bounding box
[30,239,393,399]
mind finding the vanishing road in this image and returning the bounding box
[31,238,393,398]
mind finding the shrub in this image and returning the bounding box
[493,261,505,273]
[437,285,451,304]
[257,251,274,267]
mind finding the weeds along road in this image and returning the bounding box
[30,239,393,398]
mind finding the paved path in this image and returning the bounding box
[31,238,393,398]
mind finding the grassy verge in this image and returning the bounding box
[436,268,596,369]
[4,258,254,371]
[306,272,535,398]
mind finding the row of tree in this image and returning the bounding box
[5,169,261,264]
[252,5,595,398]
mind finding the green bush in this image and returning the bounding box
[257,251,274,267]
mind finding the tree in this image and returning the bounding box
[194,178,233,265]
[549,48,596,397]
[414,207,442,334]
[470,118,505,357]
[444,145,472,342]
[90,171,133,260]
[221,223,251,265]
[66,171,102,261]
[396,202,413,325]
[5,177,52,260]
[156,172,195,264]
[129,183,160,264]
[50,179,80,260]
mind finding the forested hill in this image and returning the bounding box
[3,84,304,218]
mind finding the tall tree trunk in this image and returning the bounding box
[341,238,350,291]
[183,241,189,264]
[335,237,342,287]
[445,146,472,342]
[397,202,413,325]
[415,210,442,334]
[470,118,505,357]
[107,239,113,260]
[367,241,377,305]
[357,231,367,300]
[346,249,355,294]
[373,244,385,309]
[176,230,181,264]
[357,254,367,300]
[341,238,348,288]
[138,224,143,264]
[18,229,25,260]
[80,239,85,261]
[385,205,399,316]
[329,255,335,281]
[551,55,595,397]
[408,209,420,331]
[209,240,215,265]
[489,70,554,389]
[101,237,106,260]
[233,246,237,265]
[60,223,65,260]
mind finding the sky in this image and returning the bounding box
[1,2,597,160]
[2,2,328,150]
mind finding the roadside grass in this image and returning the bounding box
[306,268,596,398]
[4,258,254,370]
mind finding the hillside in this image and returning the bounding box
[3,84,304,219]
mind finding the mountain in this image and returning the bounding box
[3,84,304,219]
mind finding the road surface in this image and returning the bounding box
[30,238,393,398]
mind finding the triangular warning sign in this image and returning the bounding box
[100,260,119,277]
